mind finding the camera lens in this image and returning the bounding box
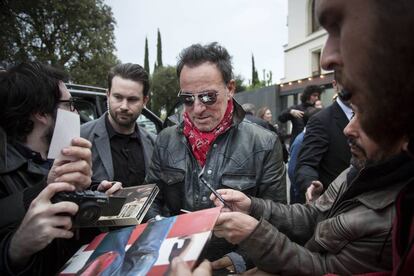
[76,201,102,225]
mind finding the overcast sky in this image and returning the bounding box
[105,0,288,85]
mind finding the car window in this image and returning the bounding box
[137,114,157,135]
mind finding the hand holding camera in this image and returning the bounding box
[9,182,78,268]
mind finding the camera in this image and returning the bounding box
[51,190,124,227]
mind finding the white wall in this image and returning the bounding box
[282,0,329,83]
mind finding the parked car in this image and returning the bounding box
[66,83,163,135]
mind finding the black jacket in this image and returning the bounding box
[145,100,286,261]
[278,102,314,144]
[0,128,93,275]
[294,101,351,203]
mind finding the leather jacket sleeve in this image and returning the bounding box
[257,137,287,204]
[144,139,165,219]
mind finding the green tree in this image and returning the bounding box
[144,37,150,74]
[0,0,118,86]
[251,54,260,86]
[156,28,163,69]
[150,66,179,117]
[234,74,247,93]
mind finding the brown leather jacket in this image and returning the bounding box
[239,154,414,275]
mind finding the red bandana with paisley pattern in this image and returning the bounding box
[183,99,234,167]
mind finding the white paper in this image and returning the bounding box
[47,109,80,160]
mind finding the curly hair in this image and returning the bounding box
[0,62,67,142]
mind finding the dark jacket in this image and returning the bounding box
[239,153,414,275]
[81,112,155,184]
[145,100,286,262]
[294,100,351,203]
[244,114,289,163]
[278,102,314,144]
[0,128,94,276]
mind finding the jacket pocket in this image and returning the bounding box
[160,168,185,186]
[314,216,350,253]
[221,173,256,191]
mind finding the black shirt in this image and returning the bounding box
[105,115,146,187]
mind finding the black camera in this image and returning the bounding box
[51,190,124,227]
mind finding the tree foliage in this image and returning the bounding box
[150,66,179,117]
[156,29,163,68]
[0,0,118,86]
[251,54,260,86]
[234,74,247,93]
[144,37,150,74]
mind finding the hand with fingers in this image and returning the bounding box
[209,189,251,214]
[305,180,324,204]
[211,256,235,274]
[170,257,212,276]
[8,182,79,268]
[214,212,258,244]
[97,180,123,195]
[47,137,92,190]
[290,109,304,118]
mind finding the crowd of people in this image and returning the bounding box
[1,0,413,275]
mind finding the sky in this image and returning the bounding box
[105,0,288,85]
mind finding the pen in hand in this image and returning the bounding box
[199,178,233,211]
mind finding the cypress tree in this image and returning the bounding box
[156,28,163,68]
[144,37,150,74]
[251,54,259,86]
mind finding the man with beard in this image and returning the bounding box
[0,62,96,275]
[210,103,412,275]
[172,0,414,273]
[81,63,155,188]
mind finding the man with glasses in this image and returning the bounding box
[146,42,286,274]
[0,62,97,275]
[81,63,155,190]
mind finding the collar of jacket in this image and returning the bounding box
[346,153,414,210]
[0,127,44,175]
[177,98,246,133]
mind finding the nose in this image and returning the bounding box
[343,115,357,138]
[192,97,207,114]
[321,35,342,71]
[120,99,128,110]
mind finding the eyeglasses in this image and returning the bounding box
[177,90,219,107]
[59,98,78,112]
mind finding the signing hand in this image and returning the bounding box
[209,189,251,213]
[290,109,304,118]
[97,180,123,195]
[214,212,258,244]
[48,137,92,190]
[8,182,78,267]
[305,180,324,204]
[170,257,212,276]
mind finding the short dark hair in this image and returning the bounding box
[0,62,67,142]
[107,63,150,97]
[176,42,233,84]
[300,85,323,104]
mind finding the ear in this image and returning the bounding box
[227,79,236,98]
[32,112,52,126]
[106,89,110,98]
[143,95,149,107]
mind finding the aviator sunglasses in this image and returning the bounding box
[177,90,219,107]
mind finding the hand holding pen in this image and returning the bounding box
[209,189,252,214]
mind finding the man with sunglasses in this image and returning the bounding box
[146,42,286,274]
[0,62,100,275]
